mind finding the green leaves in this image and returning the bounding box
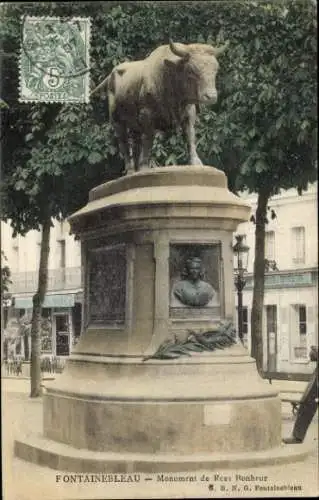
[255,160,268,173]
[275,116,285,131]
[14,180,26,191]
[25,133,33,143]
[0,98,9,109]
[1,251,12,294]
[88,151,103,164]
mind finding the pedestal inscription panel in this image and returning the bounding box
[88,245,126,325]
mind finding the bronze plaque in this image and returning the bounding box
[88,245,126,325]
[169,243,221,317]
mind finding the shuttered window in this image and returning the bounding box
[291,226,305,264]
[292,304,308,359]
[298,305,307,335]
[265,231,275,261]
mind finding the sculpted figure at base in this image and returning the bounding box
[92,40,228,173]
[171,257,217,307]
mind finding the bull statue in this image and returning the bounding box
[91,39,228,174]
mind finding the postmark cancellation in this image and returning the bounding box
[19,16,90,103]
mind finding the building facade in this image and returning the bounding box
[2,219,83,358]
[235,183,318,376]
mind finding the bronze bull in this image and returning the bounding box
[92,40,228,173]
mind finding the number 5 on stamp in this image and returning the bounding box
[19,16,90,103]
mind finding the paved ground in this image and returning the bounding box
[2,377,318,500]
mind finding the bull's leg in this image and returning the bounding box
[131,132,141,172]
[136,108,154,170]
[113,122,134,174]
[183,104,203,166]
[137,130,154,170]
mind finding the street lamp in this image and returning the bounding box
[233,235,250,344]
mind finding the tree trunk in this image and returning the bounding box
[30,216,51,398]
[250,188,270,376]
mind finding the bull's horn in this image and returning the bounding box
[212,41,229,57]
[169,39,190,60]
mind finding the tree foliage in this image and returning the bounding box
[209,0,317,196]
[1,250,12,294]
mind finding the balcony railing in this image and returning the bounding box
[9,267,83,294]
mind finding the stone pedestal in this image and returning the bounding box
[14,166,308,472]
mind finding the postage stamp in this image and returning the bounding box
[19,16,90,103]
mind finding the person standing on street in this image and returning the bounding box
[283,345,318,444]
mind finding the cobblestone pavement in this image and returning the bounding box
[2,378,318,500]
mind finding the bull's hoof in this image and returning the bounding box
[125,168,135,176]
[190,158,203,166]
[133,165,149,174]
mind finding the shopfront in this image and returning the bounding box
[13,293,82,357]
[242,268,318,376]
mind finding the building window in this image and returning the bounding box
[56,239,66,287]
[42,308,51,319]
[298,305,307,335]
[266,305,277,334]
[292,304,307,359]
[291,226,305,264]
[58,240,66,269]
[265,231,275,261]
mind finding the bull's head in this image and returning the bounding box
[166,39,229,105]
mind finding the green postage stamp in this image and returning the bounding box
[19,16,90,103]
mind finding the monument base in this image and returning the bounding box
[14,166,304,472]
[15,345,312,471]
[14,347,313,471]
[14,433,312,473]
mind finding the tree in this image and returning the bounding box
[1,249,12,359]
[1,250,12,344]
[1,3,123,396]
[205,0,317,373]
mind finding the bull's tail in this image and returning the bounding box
[90,71,119,120]
[90,74,111,97]
[91,72,117,114]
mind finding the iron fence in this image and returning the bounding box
[2,355,66,376]
[3,356,24,376]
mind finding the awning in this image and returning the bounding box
[14,294,75,309]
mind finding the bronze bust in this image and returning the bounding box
[171,257,216,307]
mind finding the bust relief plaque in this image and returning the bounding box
[171,257,216,307]
[170,244,221,317]
[88,245,127,325]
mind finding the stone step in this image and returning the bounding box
[14,431,314,474]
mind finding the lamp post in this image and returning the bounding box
[233,235,250,344]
